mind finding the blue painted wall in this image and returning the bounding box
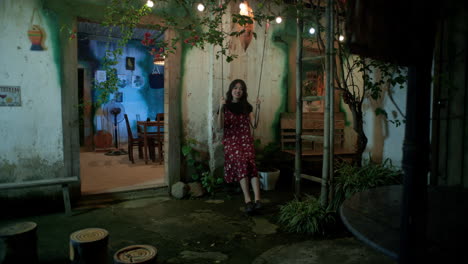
[78,37,164,143]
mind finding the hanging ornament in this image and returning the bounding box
[28,9,45,51]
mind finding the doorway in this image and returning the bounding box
[76,21,166,195]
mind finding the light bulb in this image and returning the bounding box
[197,3,205,11]
[275,16,282,24]
[146,0,154,8]
[239,3,247,10]
[339,35,345,42]
[309,27,316,34]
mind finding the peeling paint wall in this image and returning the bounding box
[180,2,288,177]
[0,0,66,194]
[362,71,407,167]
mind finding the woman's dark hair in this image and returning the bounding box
[225,79,252,114]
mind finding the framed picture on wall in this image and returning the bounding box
[95,70,106,83]
[132,75,144,89]
[115,92,123,102]
[126,57,135,71]
[117,74,127,88]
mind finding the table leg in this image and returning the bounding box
[144,125,148,164]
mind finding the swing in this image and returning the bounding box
[253,21,270,130]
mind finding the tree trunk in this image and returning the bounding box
[351,107,367,166]
[69,228,109,264]
[113,245,158,264]
[0,222,38,264]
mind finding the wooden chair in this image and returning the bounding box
[155,113,164,163]
[156,113,164,122]
[124,114,154,163]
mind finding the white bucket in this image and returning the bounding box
[259,169,280,191]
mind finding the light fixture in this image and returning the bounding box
[153,56,165,66]
[339,35,345,42]
[239,1,248,16]
[275,16,282,24]
[309,27,316,34]
[197,3,205,12]
[146,0,154,7]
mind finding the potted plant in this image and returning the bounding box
[254,140,282,191]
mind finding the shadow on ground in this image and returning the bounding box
[0,181,395,264]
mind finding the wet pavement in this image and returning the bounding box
[1,185,395,264]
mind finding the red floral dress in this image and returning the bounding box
[223,108,258,183]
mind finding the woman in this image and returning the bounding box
[217,79,261,214]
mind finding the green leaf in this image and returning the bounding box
[182,145,191,156]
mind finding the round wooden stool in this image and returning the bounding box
[113,244,157,264]
[0,221,38,264]
[69,227,109,264]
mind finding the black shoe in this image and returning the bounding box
[254,200,262,210]
[245,202,255,214]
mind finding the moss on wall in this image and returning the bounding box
[0,157,66,199]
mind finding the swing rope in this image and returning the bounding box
[253,22,269,130]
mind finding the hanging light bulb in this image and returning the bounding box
[309,27,316,35]
[146,0,154,7]
[239,2,247,10]
[339,35,345,42]
[197,3,205,12]
[239,1,248,16]
[275,16,282,24]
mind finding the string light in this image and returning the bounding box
[197,3,205,12]
[239,1,248,16]
[146,0,154,7]
[309,27,316,34]
[339,35,345,42]
[275,16,282,24]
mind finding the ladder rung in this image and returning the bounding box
[302,96,323,102]
[302,55,325,61]
[301,174,322,183]
[301,135,324,142]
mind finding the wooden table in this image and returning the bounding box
[339,185,468,261]
[137,121,164,164]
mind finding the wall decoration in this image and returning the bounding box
[126,57,135,71]
[115,92,123,102]
[28,9,45,51]
[28,25,45,51]
[95,70,106,83]
[132,75,144,89]
[149,66,164,89]
[117,74,127,88]
[0,86,21,106]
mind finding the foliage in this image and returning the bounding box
[278,195,335,235]
[181,138,223,195]
[328,158,403,211]
[90,0,152,106]
[254,139,284,172]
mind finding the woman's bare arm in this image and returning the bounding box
[217,97,226,130]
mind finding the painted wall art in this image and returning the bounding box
[0,86,21,106]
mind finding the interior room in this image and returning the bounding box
[76,21,166,195]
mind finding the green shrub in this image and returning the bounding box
[278,195,335,235]
[329,158,402,211]
[182,138,223,195]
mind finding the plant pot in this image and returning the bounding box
[259,169,280,191]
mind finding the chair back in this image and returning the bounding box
[124,114,134,139]
[156,113,164,122]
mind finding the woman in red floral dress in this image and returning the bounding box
[217,79,261,214]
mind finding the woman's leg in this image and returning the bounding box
[250,177,261,202]
[239,177,252,203]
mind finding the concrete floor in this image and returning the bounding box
[0,184,395,264]
[80,151,165,195]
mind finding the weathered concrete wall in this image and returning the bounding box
[0,0,66,193]
[180,1,288,178]
[362,70,407,167]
